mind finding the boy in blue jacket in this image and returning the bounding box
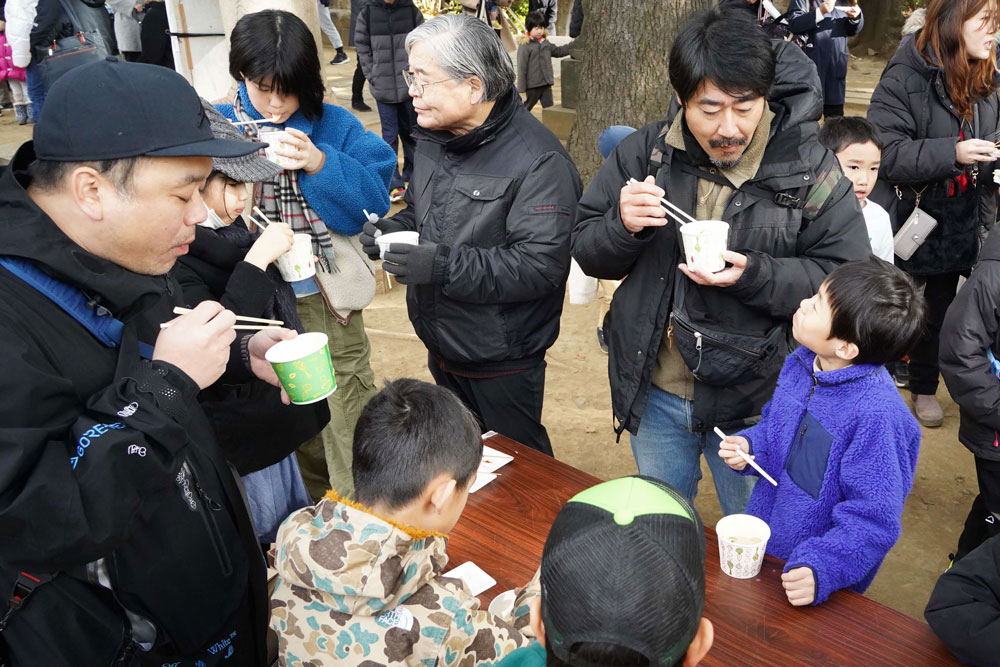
[719,257,926,606]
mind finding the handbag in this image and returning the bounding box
[38,0,112,88]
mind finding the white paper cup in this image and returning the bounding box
[376,231,420,260]
[716,513,770,579]
[257,129,292,167]
[680,220,730,273]
[487,589,517,618]
[275,233,316,282]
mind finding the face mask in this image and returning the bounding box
[199,200,228,230]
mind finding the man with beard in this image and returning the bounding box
[572,9,868,515]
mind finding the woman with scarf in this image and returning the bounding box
[172,101,332,544]
[217,9,396,501]
[867,0,1000,427]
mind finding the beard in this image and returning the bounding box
[707,136,748,170]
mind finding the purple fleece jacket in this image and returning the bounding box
[736,346,921,604]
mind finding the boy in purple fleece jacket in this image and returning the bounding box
[719,257,926,606]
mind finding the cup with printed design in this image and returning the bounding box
[265,332,336,405]
[680,220,730,273]
[257,129,292,167]
[716,513,771,579]
[275,233,316,282]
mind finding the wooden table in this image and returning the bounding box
[449,435,960,667]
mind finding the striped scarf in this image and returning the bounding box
[231,90,336,273]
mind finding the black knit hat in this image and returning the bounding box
[540,476,706,667]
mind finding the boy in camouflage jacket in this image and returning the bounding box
[271,379,535,666]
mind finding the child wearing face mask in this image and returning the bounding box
[170,100,332,546]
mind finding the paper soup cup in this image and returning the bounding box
[716,513,770,579]
[375,231,420,260]
[680,220,730,273]
[275,233,316,282]
[487,589,517,619]
[257,129,292,167]
[264,332,336,405]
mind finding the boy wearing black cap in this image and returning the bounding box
[0,59,295,665]
[498,476,714,667]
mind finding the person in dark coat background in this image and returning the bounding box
[925,533,1000,666]
[348,0,371,111]
[360,15,582,457]
[139,0,174,69]
[940,226,1000,563]
[787,0,863,119]
[355,0,424,201]
[867,0,1000,428]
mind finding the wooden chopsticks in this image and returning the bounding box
[160,306,284,330]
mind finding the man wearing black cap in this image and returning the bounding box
[0,59,292,665]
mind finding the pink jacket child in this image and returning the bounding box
[0,33,26,82]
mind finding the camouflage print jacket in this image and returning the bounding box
[271,492,535,666]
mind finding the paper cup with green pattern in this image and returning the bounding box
[680,220,729,273]
[716,513,770,579]
[275,233,316,282]
[265,332,336,405]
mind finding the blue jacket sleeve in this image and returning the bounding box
[784,411,920,604]
[296,105,396,236]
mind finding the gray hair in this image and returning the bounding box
[405,14,515,103]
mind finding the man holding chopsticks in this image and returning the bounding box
[573,8,869,516]
[0,60,292,665]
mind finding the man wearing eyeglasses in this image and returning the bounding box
[361,14,582,457]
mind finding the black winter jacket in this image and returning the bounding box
[940,226,1000,463]
[516,37,572,92]
[787,0,863,106]
[572,40,870,437]
[172,225,330,476]
[355,0,423,104]
[868,33,1000,275]
[0,145,268,665]
[568,0,582,38]
[925,533,1000,666]
[387,88,582,372]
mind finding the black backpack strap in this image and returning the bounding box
[646,122,673,178]
[0,572,56,633]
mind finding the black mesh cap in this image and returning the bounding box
[540,476,706,667]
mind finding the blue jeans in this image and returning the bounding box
[26,61,46,121]
[630,386,756,515]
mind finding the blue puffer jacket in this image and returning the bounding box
[735,346,921,604]
[216,85,396,236]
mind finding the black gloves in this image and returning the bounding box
[382,242,450,285]
[360,217,410,260]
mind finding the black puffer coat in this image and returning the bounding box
[925,533,1000,665]
[940,226,1000,463]
[386,88,582,372]
[354,0,423,104]
[572,40,870,437]
[867,33,1000,276]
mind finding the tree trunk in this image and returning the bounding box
[850,0,904,55]
[566,0,714,186]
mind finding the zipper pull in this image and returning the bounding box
[694,331,702,351]
[994,432,998,448]
[667,324,674,350]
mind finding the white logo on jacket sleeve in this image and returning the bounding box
[127,444,147,457]
[117,402,139,418]
[375,607,414,631]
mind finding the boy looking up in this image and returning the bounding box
[719,258,926,606]
[270,379,533,666]
[498,476,714,667]
[818,116,895,263]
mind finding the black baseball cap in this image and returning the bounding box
[540,476,706,667]
[34,58,261,162]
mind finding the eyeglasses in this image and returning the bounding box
[402,69,460,95]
